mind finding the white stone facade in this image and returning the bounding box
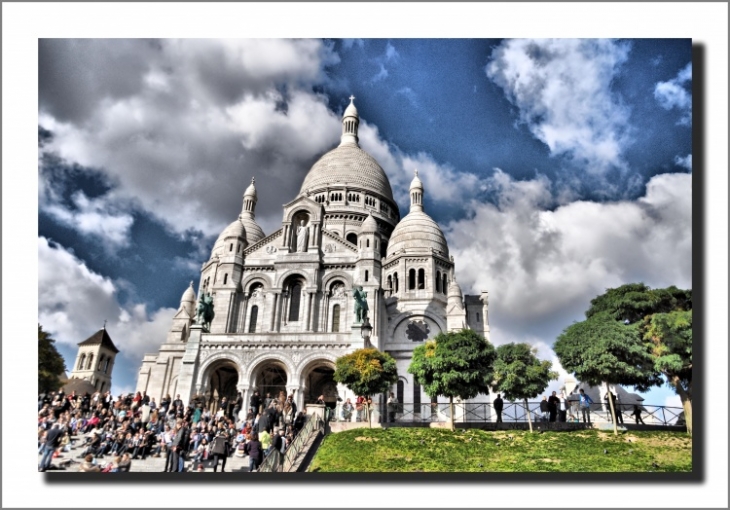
[136,98,491,414]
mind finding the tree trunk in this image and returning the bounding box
[606,382,618,436]
[449,396,455,432]
[524,398,533,433]
[671,376,692,435]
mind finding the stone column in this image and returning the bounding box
[281,224,290,248]
[239,293,250,333]
[275,293,284,332]
[303,292,312,332]
[269,293,279,332]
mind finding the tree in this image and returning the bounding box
[493,343,557,432]
[408,329,496,431]
[333,348,398,427]
[586,283,693,434]
[38,325,66,395]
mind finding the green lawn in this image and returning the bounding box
[308,427,692,472]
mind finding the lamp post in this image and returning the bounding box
[361,316,373,348]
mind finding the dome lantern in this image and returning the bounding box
[241,177,258,218]
[339,95,360,147]
[409,169,424,213]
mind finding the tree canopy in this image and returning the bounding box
[555,283,693,434]
[493,343,557,401]
[408,329,496,430]
[493,343,557,432]
[333,348,399,398]
[38,324,66,395]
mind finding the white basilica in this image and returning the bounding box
[136,98,491,414]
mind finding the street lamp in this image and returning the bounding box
[361,316,373,348]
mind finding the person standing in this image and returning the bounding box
[244,433,264,472]
[387,392,398,423]
[548,391,560,422]
[232,392,243,423]
[578,389,593,424]
[250,391,262,416]
[540,396,549,422]
[210,429,230,472]
[607,391,624,424]
[38,423,64,472]
[355,396,364,422]
[493,394,504,424]
[632,404,645,425]
[558,395,568,422]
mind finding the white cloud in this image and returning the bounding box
[41,190,134,248]
[486,39,633,174]
[39,39,344,241]
[38,237,176,364]
[358,121,481,212]
[674,153,692,171]
[447,171,692,344]
[654,62,692,125]
[341,39,364,50]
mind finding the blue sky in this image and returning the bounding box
[38,38,692,406]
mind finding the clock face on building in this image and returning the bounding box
[406,319,430,342]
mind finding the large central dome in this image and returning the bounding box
[299,144,395,202]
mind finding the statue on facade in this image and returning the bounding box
[296,220,309,252]
[195,293,215,330]
[352,285,369,323]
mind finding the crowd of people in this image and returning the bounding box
[38,388,310,472]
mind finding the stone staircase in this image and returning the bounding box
[40,448,252,473]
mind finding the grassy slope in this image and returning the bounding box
[308,428,692,472]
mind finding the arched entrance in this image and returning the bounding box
[251,360,288,403]
[300,359,338,407]
[204,360,239,415]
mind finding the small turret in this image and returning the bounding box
[339,95,360,147]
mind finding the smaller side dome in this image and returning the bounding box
[222,219,245,240]
[181,282,196,317]
[360,213,379,234]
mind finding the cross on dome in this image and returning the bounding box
[349,95,355,103]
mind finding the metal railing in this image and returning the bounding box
[258,411,325,473]
[329,401,685,427]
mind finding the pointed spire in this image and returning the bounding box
[339,95,360,147]
[409,168,424,213]
[241,176,258,217]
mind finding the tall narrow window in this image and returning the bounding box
[332,305,341,332]
[408,269,416,290]
[418,269,425,289]
[78,354,86,370]
[223,273,228,285]
[365,270,369,282]
[394,273,399,293]
[104,358,110,374]
[248,306,259,333]
[86,354,94,370]
[387,275,392,290]
[229,243,233,252]
[98,355,105,371]
[476,312,480,323]
[442,274,447,294]
[288,284,301,322]
[366,239,370,248]
[414,383,422,415]
[436,271,442,293]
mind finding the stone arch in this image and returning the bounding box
[241,273,273,292]
[283,202,320,224]
[246,352,295,388]
[275,269,310,289]
[321,270,353,293]
[296,353,339,405]
[196,352,245,394]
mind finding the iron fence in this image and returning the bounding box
[329,401,685,427]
